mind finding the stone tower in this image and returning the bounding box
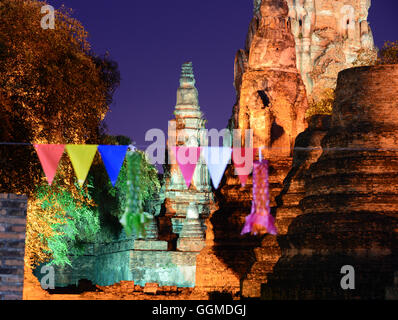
[286,0,377,102]
[195,0,308,296]
[162,62,215,243]
[233,0,308,158]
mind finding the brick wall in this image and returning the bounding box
[0,194,28,300]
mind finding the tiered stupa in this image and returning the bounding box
[161,62,215,250]
[263,65,398,299]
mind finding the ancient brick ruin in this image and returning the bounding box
[0,194,27,300]
[263,65,398,299]
[196,0,396,300]
[14,0,398,300]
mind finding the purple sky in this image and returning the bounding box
[49,0,398,149]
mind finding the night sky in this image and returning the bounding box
[48,0,398,149]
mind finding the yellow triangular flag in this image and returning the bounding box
[66,145,98,187]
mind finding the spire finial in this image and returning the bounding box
[180,61,196,87]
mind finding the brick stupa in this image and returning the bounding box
[263,65,398,299]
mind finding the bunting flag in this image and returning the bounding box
[202,147,232,189]
[232,148,254,187]
[66,145,98,187]
[241,160,277,236]
[172,147,201,189]
[98,145,129,186]
[34,144,65,185]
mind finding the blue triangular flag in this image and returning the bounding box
[98,145,129,186]
[202,147,232,189]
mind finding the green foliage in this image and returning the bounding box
[119,151,154,237]
[89,136,160,216]
[35,182,100,267]
[85,136,160,242]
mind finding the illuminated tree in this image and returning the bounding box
[377,41,398,65]
[0,0,121,269]
[0,0,120,194]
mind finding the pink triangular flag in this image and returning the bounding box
[34,144,65,185]
[172,147,201,189]
[232,148,254,187]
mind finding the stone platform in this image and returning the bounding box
[34,236,202,289]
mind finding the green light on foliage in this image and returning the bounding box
[119,150,152,237]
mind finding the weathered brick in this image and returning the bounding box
[0,278,23,287]
[0,201,22,209]
[143,283,159,294]
[0,275,22,283]
[0,268,14,275]
[0,192,27,304]
[6,209,26,217]
[0,233,25,240]
[0,248,24,257]
[7,194,27,201]
[0,240,25,250]
[0,267,23,275]
[4,260,24,267]
[3,294,22,300]
[9,225,26,233]
[0,217,26,225]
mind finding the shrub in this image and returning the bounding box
[352,48,378,67]
[27,182,100,267]
[305,89,335,119]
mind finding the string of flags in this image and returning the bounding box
[32,144,264,189]
[172,146,277,236]
[172,147,259,189]
[32,144,277,236]
[34,144,128,187]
